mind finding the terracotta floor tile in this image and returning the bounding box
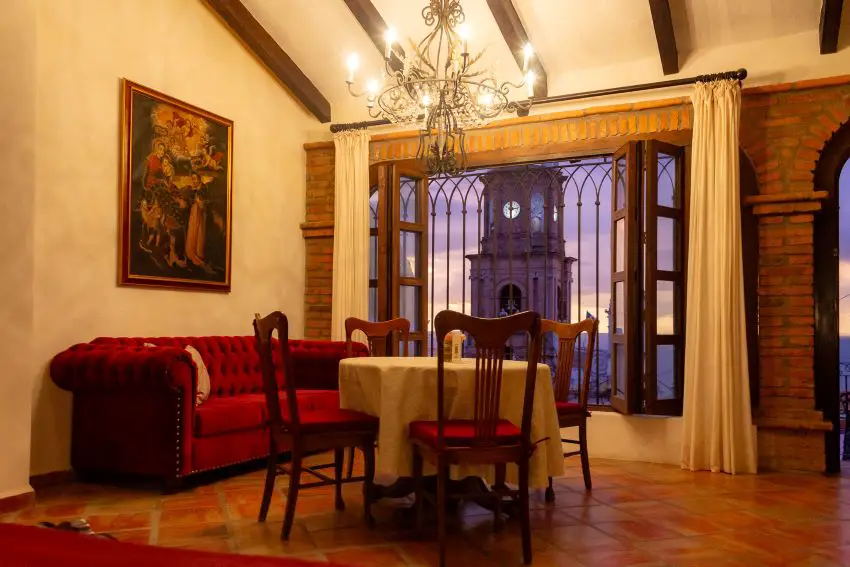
[593,519,683,541]
[108,528,153,545]
[574,547,668,567]
[160,493,222,510]
[307,525,388,549]
[564,503,640,524]
[156,522,230,545]
[539,524,628,553]
[158,505,225,527]
[229,520,318,555]
[324,545,407,566]
[86,511,152,532]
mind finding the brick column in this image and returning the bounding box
[740,78,850,471]
[301,144,335,339]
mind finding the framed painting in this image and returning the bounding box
[119,79,233,291]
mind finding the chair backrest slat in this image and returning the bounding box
[434,310,541,448]
[345,317,411,357]
[541,318,599,408]
[254,311,299,434]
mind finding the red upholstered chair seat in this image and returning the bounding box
[195,391,340,437]
[555,401,590,415]
[409,419,522,447]
[295,409,379,434]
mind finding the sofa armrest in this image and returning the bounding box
[50,343,197,480]
[51,343,197,395]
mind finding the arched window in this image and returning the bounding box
[498,284,522,316]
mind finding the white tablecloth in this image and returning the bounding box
[339,357,564,489]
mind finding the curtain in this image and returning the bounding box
[681,80,757,474]
[330,129,371,341]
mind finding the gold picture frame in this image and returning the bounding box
[119,79,233,292]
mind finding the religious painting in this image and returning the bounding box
[119,79,233,291]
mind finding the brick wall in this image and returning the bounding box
[301,77,850,472]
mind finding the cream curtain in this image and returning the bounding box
[681,80,757,474]
[330,129,371,341]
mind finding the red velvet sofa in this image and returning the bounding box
[50,336,367,486]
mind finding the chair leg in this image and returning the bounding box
[258,445,278,522]
[281,450,302,541]
[518,458,532,565]
[545,476,555,503]
[412,446,425,533]
[579,419,592,491]
[346,447,356,479]
[437,456,447,567]
[362,440,376,528]
[334,448,345,511]
[493,463,506,533]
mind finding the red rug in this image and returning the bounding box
[0,523,349,567]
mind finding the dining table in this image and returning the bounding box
[338,356,564,494]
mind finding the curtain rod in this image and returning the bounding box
[329,68,747,133]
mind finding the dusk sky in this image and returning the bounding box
[838,161,850,336]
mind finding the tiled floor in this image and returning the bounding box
[4,456,850,566]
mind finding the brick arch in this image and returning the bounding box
[813,117,850,474]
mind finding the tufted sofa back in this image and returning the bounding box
[89,336,367,398]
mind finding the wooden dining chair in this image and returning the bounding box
[540,317,599,501]
[410,310,542,567]
[344,317,411,357]
[343,317,410,478]
[253,311,379,540]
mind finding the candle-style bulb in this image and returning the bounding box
[346,53,359,83]
[457,24,469,53]
[523,43,533,72]
[526,70,536,98]
[384,27,397,59]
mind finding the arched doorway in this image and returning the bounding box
[814,122,850,474]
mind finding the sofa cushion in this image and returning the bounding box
[195,396,266,437]
[195,390,342,437]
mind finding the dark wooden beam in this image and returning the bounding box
[820,0,844,54]
[648,0,679,75]
[203,0,331,123]
[485,0,547,97]
[342,0,405,73]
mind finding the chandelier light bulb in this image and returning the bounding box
[421,93,432,107]
[366,79,380,97]
[478,92,493,107]
[526,70,536,98]
[457,24,470,53]
[523,43,534,72]
[346,53,359,83]
[384,27,397,58]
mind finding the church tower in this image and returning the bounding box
[467,165,575,359]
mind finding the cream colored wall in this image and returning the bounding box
[0,0,36,500]
[30,0,318,475]
[581,414,684,466]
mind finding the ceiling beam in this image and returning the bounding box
[204,0,331,123]
[485,0,547,97]
[342,0,405,73]
[648,0,679,75]
[820,0,844,54]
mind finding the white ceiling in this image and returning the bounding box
[240,0,850,125]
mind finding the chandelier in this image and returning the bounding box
[344,0,536,175]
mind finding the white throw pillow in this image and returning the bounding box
[184,345,211,406]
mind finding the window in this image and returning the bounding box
[368,162,429,356]
[610,141,687,415]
